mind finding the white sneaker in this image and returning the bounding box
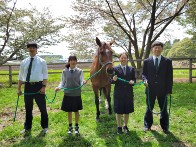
[20,129,31,134]
[42,128,48,134]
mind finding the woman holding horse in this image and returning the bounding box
[112,53,136,134]
[55,55,86,135]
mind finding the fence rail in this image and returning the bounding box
[0,58,195,87]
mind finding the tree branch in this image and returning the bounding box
[152,0,189,42]
[105,0,133,42]
[115,0,132,31]
[0,0,17,54]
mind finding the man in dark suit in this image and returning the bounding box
[142,41,173,134]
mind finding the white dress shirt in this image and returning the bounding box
[18,55,48,82]
[153,55,161,66]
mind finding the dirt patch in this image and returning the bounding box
[172,141,192,147]
[173,78,196,83]
[0,106,60,132]
[0,107,25,131]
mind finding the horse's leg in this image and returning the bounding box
[102,87,108,109]
[92,85,100,121]
[106,85,112,115]
[99,88,102,104]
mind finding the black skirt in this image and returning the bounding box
[61,95,83,112]
[113,89,134,114]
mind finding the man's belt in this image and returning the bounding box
[25,81,42,85]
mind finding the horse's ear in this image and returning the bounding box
[96,37,102,47]
[109,40,115,46]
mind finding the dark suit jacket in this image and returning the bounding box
[142,56,173,96]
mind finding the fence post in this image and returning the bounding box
[189,58,192,83]
[9,65,12,87]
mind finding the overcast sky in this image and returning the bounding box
[15,0,191,59]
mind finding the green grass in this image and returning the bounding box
[0,76,196,146]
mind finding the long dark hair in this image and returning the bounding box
[65,55,77,69]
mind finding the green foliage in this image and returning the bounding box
[164,41,172,50]
[162,49,170,57]
[178,0,196,40]
[162,39,180,57]
[167,38,196,58]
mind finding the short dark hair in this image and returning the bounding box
[119,52,128,58]
[151,41,163,48]
[27,42,38,48]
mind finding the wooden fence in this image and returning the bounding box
[0,58,195,87]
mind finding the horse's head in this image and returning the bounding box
[96,37,115,76]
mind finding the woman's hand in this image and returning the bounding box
[83,80,87,84]
[113,75,118,81]
[129,80,134,85]
[144,81,148,87]
[55,87,61,92]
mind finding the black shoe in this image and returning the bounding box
[75,126,80,136]
[67,126,73,135]
[123,126,129,134]
[163,129,170,134]
[117,127,123,134]
[143,127,151,132]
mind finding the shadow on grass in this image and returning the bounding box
[151,130,188,146]
[95,113,152,146]
[13,131,46,147]
[58,135,92,147]
[117,131,152,147]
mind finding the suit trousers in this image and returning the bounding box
[144,93,169,130]
[24,82,48,130]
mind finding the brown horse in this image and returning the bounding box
[90,37,114,121]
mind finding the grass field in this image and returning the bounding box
[0,72,196,147]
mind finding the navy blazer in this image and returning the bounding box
[112,65,136,95]
[142,56,173,96]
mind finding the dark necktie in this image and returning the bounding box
[26,58,34,82]
[70,69,74,73]
[123,67,126,75]
[155,58,159,72]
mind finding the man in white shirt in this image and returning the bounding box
[17,42,48,135]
